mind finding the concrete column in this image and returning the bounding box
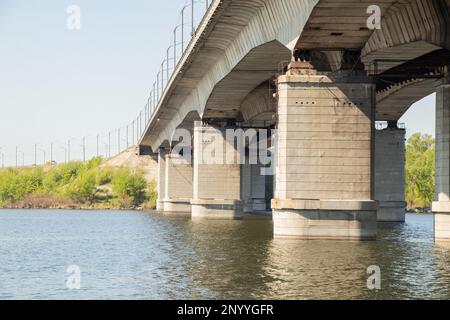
[191,124,243,219]
[241,162,252,212]
[156,148,167,211]
[374,128,406,222]
[433,84,450,242]
[163,153,193,214]
[272,72,377,240]
[242,163,267,213]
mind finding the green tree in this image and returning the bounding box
[405,133,435,208]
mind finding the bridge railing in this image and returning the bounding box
[135,0,213,142]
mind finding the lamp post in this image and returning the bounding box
[39,148,46,165]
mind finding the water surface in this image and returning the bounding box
[0,210,449,300]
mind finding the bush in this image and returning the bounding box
[111,169,147,207]
[0,168,43,203]
[146,180,158,209]
[96,168,113,186]
[65,171,97,203]
[59,162,84,185]
[85,157,103,170]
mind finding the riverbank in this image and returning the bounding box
[0,147,158,211]
[0,193,153,211]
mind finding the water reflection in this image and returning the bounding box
[1,210,450,299]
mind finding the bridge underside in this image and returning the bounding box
[142,0,450,241]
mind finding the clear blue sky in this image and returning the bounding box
[0,0,436,166]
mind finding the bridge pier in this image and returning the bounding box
[242,162,267,213]
[272,71,377,240]
[191,123,243,220]
[374,126,406,222]
[163,153,193,215]
[433,84,450,242]
[156,148,167,211]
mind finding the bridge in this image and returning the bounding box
[135,0,450,241]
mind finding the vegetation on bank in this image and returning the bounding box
[405,133,435,210]
[0,157,157,210]
[0,132,437,211]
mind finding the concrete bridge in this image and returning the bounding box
[139,0,450,241]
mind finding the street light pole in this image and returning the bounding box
[68,140,71,163]
[82,136,86,162]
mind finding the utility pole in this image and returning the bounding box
[126,125,129,148]
[132,121,135,145]
[118,129,121,154]
[82,136,86,162]
[191,0,194,34]
[39,149,46,165]
[61,147,67,164]
[68,140,71,162]
[108,132,111,158]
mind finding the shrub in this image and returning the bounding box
[0,168,43,203]
[59,162,84,185]
[65,171,97,203]
[96,168,113,186]
[111,169,147,207]
[85,157,103,170]
[146,180,158,209]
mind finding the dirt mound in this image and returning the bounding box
[101,145,157,183]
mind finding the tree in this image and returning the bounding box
[405,133,435,209]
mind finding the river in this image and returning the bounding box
[0,210,449,300]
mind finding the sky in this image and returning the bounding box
[0,0,190,166]
[0,0,437,166]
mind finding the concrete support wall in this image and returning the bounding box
[156,149,167,211]
[242,163,267,213]
[164,154,193,214]
[374,128,406,222]
[433,84,450,242]
[272,73,377,240]
[192,124,243,219]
